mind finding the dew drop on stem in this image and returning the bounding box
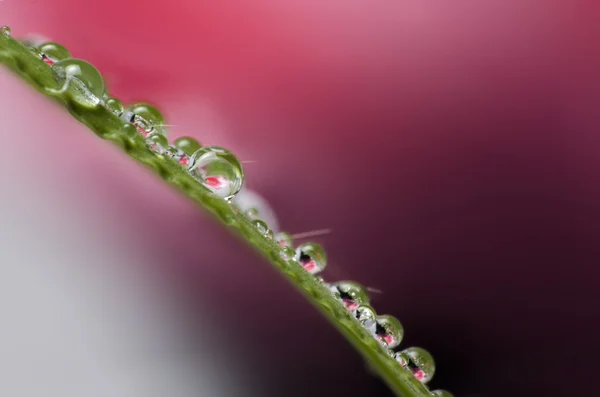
[38,42,71,65]
[395,347,436,384]
[330,281,370,312]
[372,315,404,349]
[187,146,244,201]
[275,232,293,248]
[252,219,274,240]
[295,242,327,274]
[50,59,105,108]
[105,98,124,116]
[173,136,201,156]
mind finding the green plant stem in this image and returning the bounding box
[0,33,432,397]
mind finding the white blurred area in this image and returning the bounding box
[0,71,253,397]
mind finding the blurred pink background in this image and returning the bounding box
[2,1,600,396]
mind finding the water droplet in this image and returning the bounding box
[105,98,124,116]
[173,136,201,156]
[396,347,436,383]
[295,242,327,274]
[146,134,168,155]
[373,315,403,349]
[431,390,454,397]
[275,232,293,247]
[252,219,274,239]
[127,103,166,137]
[1,26,11,37]
[280,246,295,261]
[330,281,370,312]
[188,146,244,201]
[164,146,190,167]
[38,42,71,65]
[246,207,260,219]
[50,59,105,107]
[232,189,279,232]
[354,305,377,329]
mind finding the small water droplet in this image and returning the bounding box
[188,146,244,201]
[280,246,295,261]
[127,103,166,137]
[373,315,403,349]
[330,281,370,312]
[431,390,454,397]
[275,232,293,247]
[354,305,377,329]
[105,98,124,116]
[38,42,71,65]
[164,146,190,167]
[1,26,11,37]
[396,347,436,383]
[295,242,327,274]
[252,219,274,239]
[232,189,279,232]
[246,207,260,219]
[173,136,201,156]
[50,59,105,107]
[146,134,168,154]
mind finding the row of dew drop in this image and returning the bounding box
[2,25,453,397]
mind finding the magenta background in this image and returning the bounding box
[3,1,600,396]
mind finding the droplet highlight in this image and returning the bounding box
[330,281,370,312]
[295,242,327,274]
[38,42,71,65]
[1,26,11,37]
[396,347,436,383]
[188,146,244,201]
[373,315,403,349]
[50,59,105,107]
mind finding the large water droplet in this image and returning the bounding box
[50,59,105,107]
[373,315,403,349]
[105,98,124,116]
[295,242,327,274]
[1,26,11,37]
[431,390,454,397]
[127,103,166,137]
[173,136,201,156]
[188,146,244,201]
[396,347,436,383]
[354,304,377,329]
[252,220,274,239]
[38,42,70,65]
[330,281,370,312]
[146,134,168,155]
[275,232,293,247]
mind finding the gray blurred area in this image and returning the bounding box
[0,72,254,397]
